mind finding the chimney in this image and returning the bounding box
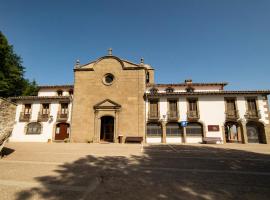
[185,79,192,84]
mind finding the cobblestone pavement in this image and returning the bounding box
[0,142,270,200]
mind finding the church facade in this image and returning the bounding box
[9,52,270,144]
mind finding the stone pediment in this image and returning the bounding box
[93,99,121,110]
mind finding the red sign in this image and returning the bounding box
[208,125,219,132]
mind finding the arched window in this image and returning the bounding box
[68,89,73,96]
[147,123,162,137]
[186,122,203,136]
[149,87,158,94]
[186,87,194,93]
[57,90,63,96]
[166,123,182,137]
[26,122,42,135]
[146,72,150,83]
[165,87,174,93]
[246,121,265,143]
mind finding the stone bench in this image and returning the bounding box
[125,136,143,143]
[203,137,222,144]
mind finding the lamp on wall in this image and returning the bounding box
[49,115,53,123]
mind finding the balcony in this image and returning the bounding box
[38,112,50,122]
[245,110,261,120]
[225,110,239,120]
[187,110,200,120]
[148,111,160,121]
[167,111,179,121]
[19,112,31,122]
[57,112,69,122]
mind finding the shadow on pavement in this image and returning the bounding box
[0,147,15,158]
[16,145,270,200]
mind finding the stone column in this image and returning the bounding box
[241,122,248,144]
[162,121,166,143]
[183,126,187,143]
[221,125,226,144]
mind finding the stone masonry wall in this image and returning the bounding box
[0,98,16,145]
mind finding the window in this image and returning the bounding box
[149,87,158,94]
[60,103,68,114]
[226,99,236,111]
[57,90,63,96]
[186,87,194,93]
[168,100,178,117]
[166,123,182,136]
[69,89,73,96]
[26,122,42,135]
[188,99,197,111]
[186,122,203,136]
[24,104,31,114]
[147,123,162,137]
[149,100,159,118]
[247,98,257,111]
[41,103,50,114]
[146,72,150,83]
[165,87,174,93]
[103,73,114,85]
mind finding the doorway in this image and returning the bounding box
[55,123,70,140]
[100,116,114,142]
[246,121,265,143]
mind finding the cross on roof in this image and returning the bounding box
[108,48,112,56]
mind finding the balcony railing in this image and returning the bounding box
[57,111,69,121]
[38,111,50,122]
[187,110,200,120]
[148,111,160,121]
[225,110,239,120]
[19,112,31,122]
[167,110,179,121]
[245,110,261,120]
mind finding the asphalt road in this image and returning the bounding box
[0,143,270,200]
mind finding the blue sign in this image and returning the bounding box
[180,121,188,127]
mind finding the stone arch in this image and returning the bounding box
[224,121,243,143]
[246,121,266,143]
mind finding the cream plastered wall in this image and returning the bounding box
[146,85,223,93]
[38,89,71,97]
[10,100,70,142]
[71,57,146,142]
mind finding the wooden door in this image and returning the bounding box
[55,123,69,140]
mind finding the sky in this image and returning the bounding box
[0,0,270,90]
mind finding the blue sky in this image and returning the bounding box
[0,0,270,90]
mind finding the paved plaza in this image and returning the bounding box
[0,142,270,200]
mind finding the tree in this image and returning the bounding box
[0,31,38,97]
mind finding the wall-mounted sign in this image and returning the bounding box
[180,121,188,127]
[208,125,220,132]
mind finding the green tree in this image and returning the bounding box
[0,31,38,97]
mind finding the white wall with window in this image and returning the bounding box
[10,100,70,142]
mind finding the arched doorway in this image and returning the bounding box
[55,123,70,140]
[100,116,114,142]
[146,122,162,143]
[246,121,265,143]
[166,122,183,143]
[186,122,203,143]
[224,121,242,143]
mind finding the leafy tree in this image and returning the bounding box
[0,31,38,97]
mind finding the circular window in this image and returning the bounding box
[103,73,115,85]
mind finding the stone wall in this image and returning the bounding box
[0,98,16,146]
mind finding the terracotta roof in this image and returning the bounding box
[147,82,228,87]
[9,96,72,101]
[145,90,270,97]
[38,85,74,89]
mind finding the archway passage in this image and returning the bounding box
[246,121,265,143]
[225,122,242,143]
[55,123,70,140]
[100,116,114,142]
